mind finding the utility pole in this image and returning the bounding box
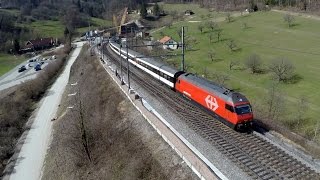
[100,36,103,60]
[127,43,130,89]
[126,27,130,89]
[119,44,124,85]
[181,26,185,72]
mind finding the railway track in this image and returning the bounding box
[104,43,320,180]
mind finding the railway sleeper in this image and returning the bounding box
[256,170,271,178]
[240,158,252,165]
[261,173,276,180]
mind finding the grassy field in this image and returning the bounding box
[0,54,25,76]
[27,20,65,38]
[19,17,112,38]
[153,9,320,142]
[159,2,227,21]
[77,17,112,34]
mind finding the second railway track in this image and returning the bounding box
[104,43,320,180]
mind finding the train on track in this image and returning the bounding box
[108,40,253,130]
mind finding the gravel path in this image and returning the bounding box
[3,42,85,180]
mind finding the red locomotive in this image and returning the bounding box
[175,73,253,130]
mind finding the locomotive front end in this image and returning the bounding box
[234,103,253,130]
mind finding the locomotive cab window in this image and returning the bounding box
[225,104,234,112]
[235,104,252,115]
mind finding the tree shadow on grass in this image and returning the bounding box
[231,47,242,52]
[231,66,246,71]
[253,68,269,75]
[290,23,300,28]
[242,26,253,30]
[186,48,200,52]
[284,74,303,84]
[210,58,224,63]
[215,38,230,43]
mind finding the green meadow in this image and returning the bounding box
[20,17,112,38]
[0,54,24,76]
[153,9,320,141]
[160,3,227,21]
[77,17,113,34]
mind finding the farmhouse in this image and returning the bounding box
[184,10,194,16]
[159,36,178,50]
[120,20,145,36]
[21,37,56,52]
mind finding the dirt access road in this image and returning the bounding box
[3,42,85,180]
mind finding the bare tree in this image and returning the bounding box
[71,89,93,162]
[206,21,217,32]
[208,50,216,62]
[171,10,178,20]
[313,120,320,141]
[212,72,229,86]
[296,96,309,126]
[229,60,240,70]
[226,39,238,51]
[185,36,198,50]
[208,33,214,43]
[198,24,204,33]
[242,21,248,29]
[269,57,295,82]
[283,13,295,27]
[265,83,285,121]
[245,53,262,73]
[176,28,182,39]
[215,28,222,42]
[226,13,232,22]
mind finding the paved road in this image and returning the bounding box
[4,42,85,180]
[0,59,51,91]
[0,45,64,92]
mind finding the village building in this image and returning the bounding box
[120,20,146,37]
[184,10,194,16]
[159,36,178,50]
[20,37,56,52]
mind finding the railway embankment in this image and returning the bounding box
[41,45,196,179]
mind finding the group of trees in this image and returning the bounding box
[244,54,296,82]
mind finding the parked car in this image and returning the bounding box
[34,64,42,71]
[18,65,26,72]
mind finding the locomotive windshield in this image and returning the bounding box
[235,104,252,115]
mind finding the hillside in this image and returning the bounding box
[152,4,320,145]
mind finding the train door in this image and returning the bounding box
[225,103,235,124]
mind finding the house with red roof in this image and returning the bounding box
[159,36,178,50]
